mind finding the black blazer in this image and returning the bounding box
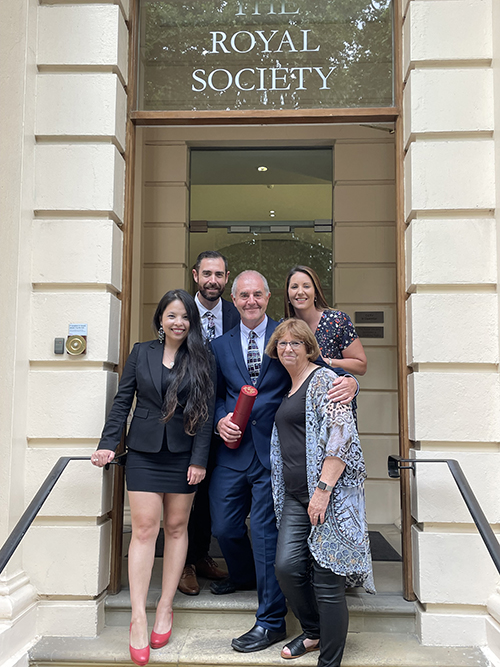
[97,340,215,469]
[221,297,240,333]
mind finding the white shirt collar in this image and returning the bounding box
[195,292,223,319]
[241,315,268,340]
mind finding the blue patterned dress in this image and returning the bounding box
[270,367,375,593]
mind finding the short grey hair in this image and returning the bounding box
[231,270,270,298]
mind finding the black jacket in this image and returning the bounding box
[221,297,240,333]
[97,339,215,469]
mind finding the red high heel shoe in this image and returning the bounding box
[150,612,173,649]
[129,622,150,666]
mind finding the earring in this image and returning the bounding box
[158,326,165,344]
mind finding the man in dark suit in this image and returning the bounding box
[210,270,358,653]
[178,251,240,595]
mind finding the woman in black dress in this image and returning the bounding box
[91,290,215,666]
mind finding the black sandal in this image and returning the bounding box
[281,633,320,659]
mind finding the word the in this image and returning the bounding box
[236,1,300,15]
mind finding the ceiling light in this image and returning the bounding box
[257,166,268,172]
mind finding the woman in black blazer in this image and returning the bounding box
[91,290,215,666]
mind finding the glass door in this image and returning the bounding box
[189,147,333,320]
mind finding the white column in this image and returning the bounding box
[0,0,39,665]
[404,0,499,648]
[2,0,128,643]
[486,0,500,662]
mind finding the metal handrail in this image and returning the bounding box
[0,454,126,575]
[388,455,500,575]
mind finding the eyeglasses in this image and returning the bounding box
[277,340,305,350]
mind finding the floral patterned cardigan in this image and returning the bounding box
[270,367,376,594]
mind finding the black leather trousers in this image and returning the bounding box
[275,492,348,667]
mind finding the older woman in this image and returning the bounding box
[91,290,215,666]
[265,319,374,667]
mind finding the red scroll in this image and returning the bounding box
[224,385,258,450]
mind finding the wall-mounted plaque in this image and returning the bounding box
[355,311,384,324]
[357,326,384,339]
[138,0,394,111]
[68,323,88,336]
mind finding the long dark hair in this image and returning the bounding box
[284,265,330,318]
[153,290,213,436]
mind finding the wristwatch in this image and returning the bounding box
[317,480,334,492]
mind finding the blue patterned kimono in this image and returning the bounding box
[270,367,375,594]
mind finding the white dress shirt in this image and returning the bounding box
[240,316,268,369]
[195,293,223,340]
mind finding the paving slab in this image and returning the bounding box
[29,626,491,667]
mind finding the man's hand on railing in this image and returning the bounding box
[92,449,115,467]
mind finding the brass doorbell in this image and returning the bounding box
[66,324,88,356]
[66,335,87,355]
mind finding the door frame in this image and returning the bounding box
[109,0,414,601]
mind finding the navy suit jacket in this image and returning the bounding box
[211,318,289,472]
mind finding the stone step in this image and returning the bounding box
[106,559,415,635]
[105,586,416,635]
[29,627,491,667]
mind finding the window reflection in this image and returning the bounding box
[139,0,394,111]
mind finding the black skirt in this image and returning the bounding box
[125,436,195,494]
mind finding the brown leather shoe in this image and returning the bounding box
[178,564,200,596]
[195,555,228,580]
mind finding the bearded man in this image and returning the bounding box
[177,250,240,595]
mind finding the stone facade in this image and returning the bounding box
[1,0,499,665]
[0,1,128,664]
[404,0,500,653]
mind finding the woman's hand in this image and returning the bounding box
[187,465,206,485]
[308,488,331,526]
[91,449,115,467]
[217,413,242,443]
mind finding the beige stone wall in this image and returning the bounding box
[403,0,500,648]
[0,0,129,656]
[140,139,190,340]
[333,139,399,525]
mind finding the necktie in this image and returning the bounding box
[205,311,216,341]
[247,331,261,385]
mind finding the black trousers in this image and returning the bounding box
[186,442,218,564]
[275,492,348,667]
